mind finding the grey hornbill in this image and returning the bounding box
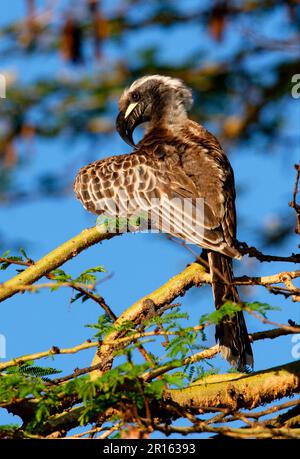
[74,75,253,370]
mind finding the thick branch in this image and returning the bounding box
[164,360,300,412]
[28,359,300,436]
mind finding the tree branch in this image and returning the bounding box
[235,270,300,286]
[164,360,300,413]
[24,359,300,436]
[143,326,299,382]
[0,340,99,371]
[89,262,209,378]
[152,421,300,439]
[0,225,117,303]
[289,163,300,235]
[239,245,300,263]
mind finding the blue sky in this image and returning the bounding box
[0,0,299,437]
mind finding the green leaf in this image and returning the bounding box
[51,269,72,282]
[200,302,242,325]
[145,379,165,398]
[71,291,85,303]
[0,424,20,432]
[85,313,114,338]
[0,262,10,271]
[5,256,22,262]
[164,371,185,388]
[7,362,61,379]
[81,266,106,275]
[35,403,50,423]
[80,381,97,403]
[81,294,90,303]
[244,301,280,318]
[0,255,23,271]
[76,265,106,285]
[19,247,28,259]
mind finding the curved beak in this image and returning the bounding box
[116,102,149,149]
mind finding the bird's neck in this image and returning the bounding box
[146,102,188,134]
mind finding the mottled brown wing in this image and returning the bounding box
[74,149,239,257]
[74,153,165,216]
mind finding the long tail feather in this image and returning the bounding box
[207,251,253,370]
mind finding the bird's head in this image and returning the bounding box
[116,75,193,148]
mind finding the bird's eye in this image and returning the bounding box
[131,91,140,102]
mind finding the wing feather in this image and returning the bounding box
[74,141,240,258]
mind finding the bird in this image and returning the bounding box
[74,74,253,370]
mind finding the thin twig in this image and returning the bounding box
[71,285,117,321]
[144,326,300,381]
[245,308,300,333]
[0,340,99,371]
[241,399,300,420]
[239,244,300,263]
[68,425,117,439]
[152,421,300,439]
[235,270,300,286]
[16,281,96,292]
[97,424,121,439]
[289,164,300,235]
